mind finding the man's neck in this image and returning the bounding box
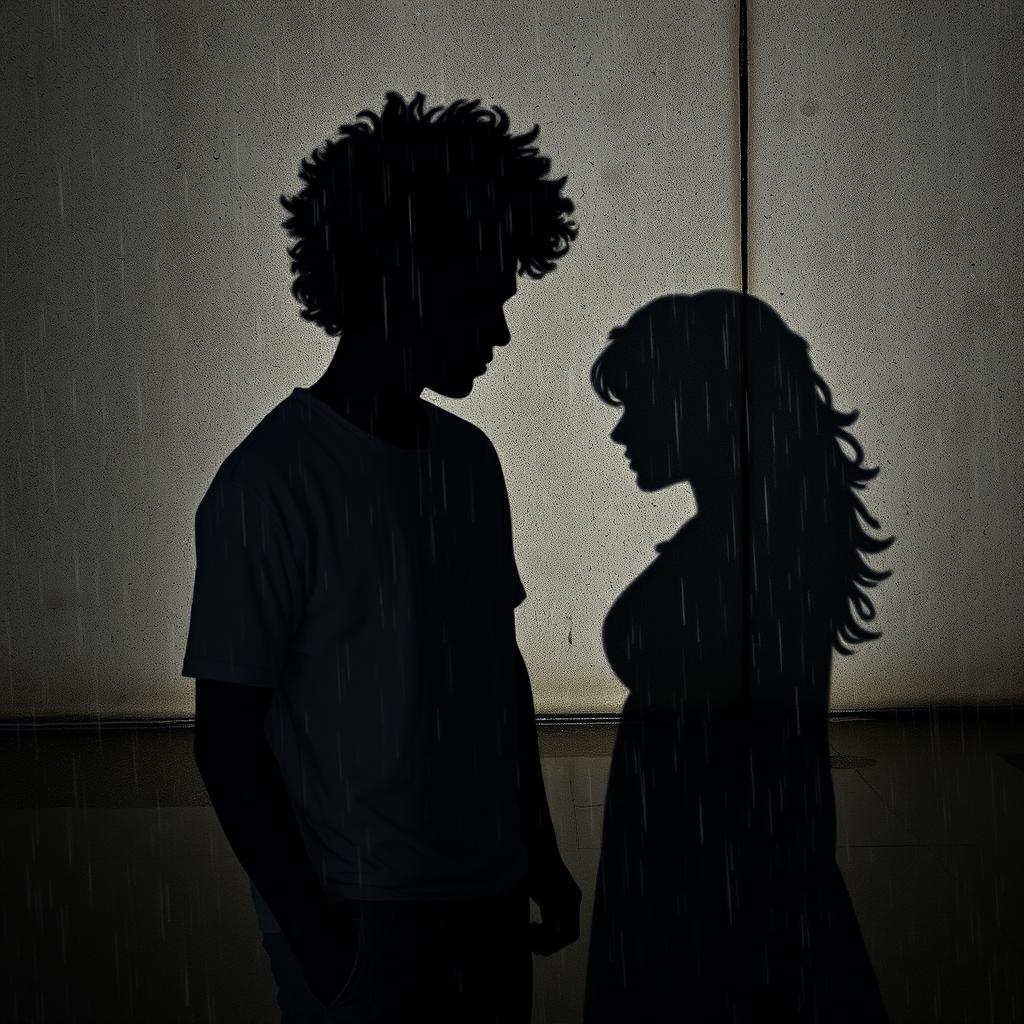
[308,356,430,449]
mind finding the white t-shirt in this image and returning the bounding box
[182,386,529,931]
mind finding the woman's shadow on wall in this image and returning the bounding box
[582,290,895,1022]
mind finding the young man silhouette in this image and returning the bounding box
[182,91,581,1021]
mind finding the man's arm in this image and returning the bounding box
[513,643,559,863]
[512,642,583,955]
[193,679,357,1003]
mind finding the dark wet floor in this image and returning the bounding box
[1,713,1022,1022]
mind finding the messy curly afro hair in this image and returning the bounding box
[280,90,578,339]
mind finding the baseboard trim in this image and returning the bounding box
[1,704,1023,732]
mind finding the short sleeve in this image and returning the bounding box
[490,447,527,609]
[181,475,303,687]
[506,533,527,608]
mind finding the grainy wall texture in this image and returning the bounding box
[1,0,1017,716]
[747,1,1023,708]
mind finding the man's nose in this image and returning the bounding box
[495,310,511,346]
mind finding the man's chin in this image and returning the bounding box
[427,375,476,399]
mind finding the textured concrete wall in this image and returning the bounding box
[1,0,1017,718]
[747,0,1024,708]
[0,0,738,717]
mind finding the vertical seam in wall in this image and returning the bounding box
[739,0,749,296]
[738,0,751,708]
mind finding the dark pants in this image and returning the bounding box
[260,879,533,1023]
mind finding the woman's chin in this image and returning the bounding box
[633,470,673,493]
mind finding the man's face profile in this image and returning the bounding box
[414,249,518,398]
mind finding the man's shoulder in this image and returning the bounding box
[199,399,301,512]
[429,402,500,463]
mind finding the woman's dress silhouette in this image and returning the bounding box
[582,291,893,1023]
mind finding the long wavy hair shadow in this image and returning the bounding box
[582,290,894,1022]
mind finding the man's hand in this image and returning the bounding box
[293,902,362,1007]
[526,853,583,955]
[511,639,582,954]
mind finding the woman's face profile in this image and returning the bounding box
[602,309,733,498]
[608,365,724,496]
[610,389,689,493]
